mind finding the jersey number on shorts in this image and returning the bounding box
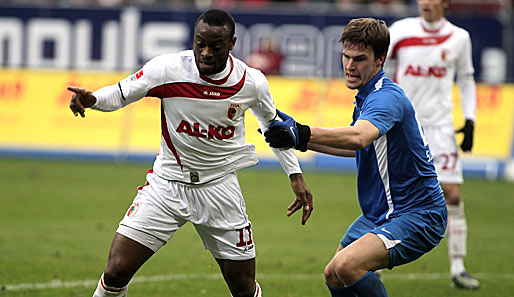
[440,152,458,170]
[236,224,253,247]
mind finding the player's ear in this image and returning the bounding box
[442,0,450,11]
[230,36,237,51]
[377,55,386,68]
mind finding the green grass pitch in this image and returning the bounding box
[1,157,513,297]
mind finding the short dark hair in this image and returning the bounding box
[340,18,390,65]
[195,9,236,39]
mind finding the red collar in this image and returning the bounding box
[199,55,234,85]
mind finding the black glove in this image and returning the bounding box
[456,119,474,152]
[263,109,311,152]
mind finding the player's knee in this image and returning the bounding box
[331,251,359,283]
[224,272,255,297]
[103,260,132,288]
[324,261,338,284]
[444,193,461,205]
[442,185,461,205]
[229,280,256,297]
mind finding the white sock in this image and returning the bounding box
[447,203,467,276]
[254,281,262,297]
[92,274,128,297]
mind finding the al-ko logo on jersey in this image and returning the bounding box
[176,120,235,140]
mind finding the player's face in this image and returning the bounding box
[342,43,384,90]
[418,0,448,23]
[193,21,236,75]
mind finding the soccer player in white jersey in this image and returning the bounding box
[385,0,479,290]
[68,9,313,297]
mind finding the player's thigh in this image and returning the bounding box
[117,171,188,252]
[374,207,448,269]
[338,216,388,271]
[189,173,255,260]
[190,172,250,228]
[424,125,463,184]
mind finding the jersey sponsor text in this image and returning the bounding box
[176,120,235,140]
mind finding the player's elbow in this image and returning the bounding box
[349,135,373,150]
[352,139,368,150]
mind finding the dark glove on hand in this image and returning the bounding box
[264,109,311,152]
[456,119,474,152]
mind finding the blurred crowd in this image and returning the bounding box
[2,0,412,9]
[2,0,510,15]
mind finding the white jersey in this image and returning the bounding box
[92,50,301,184]
[386,17,477,126]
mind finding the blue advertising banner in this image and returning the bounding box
[0,5,504,79]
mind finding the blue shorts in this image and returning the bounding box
[340,206,447,269]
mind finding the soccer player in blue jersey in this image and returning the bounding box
[264,18,448,297]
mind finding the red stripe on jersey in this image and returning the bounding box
[147,70,246,100]
[136,169,154,190]
[161,104,183,171]
[390,33,452,59]
[199,55,234,85]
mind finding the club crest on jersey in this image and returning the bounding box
[441,49,450,61]
[127,202,140,217]
[228,103,242,120]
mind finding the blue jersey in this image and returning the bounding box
[353,69,445,224]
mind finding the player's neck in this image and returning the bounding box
[205,55,232,80]
[420,17,445,33]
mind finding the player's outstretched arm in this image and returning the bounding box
[287,173,313,225]
[307,143,356,157]
[264,109,311,152]
[68,86,97,117]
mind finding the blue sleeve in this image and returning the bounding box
[359,91,403,136]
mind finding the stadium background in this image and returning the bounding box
[1,0,513,180]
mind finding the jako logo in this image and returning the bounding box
[404,65,446,78]
[202,90,221,97]
[176,120,235,140]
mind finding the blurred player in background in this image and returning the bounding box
[264,18,447,297]
[68,9,313,297]
[385,0,479,289]
[244,35,283,75]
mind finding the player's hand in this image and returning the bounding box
[264,109,311,152]
[67,86,97,117]
[287,173,313,225]
[456,119,474,152]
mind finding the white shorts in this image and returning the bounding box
[116,171,256,260]
[424,124,463,184]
